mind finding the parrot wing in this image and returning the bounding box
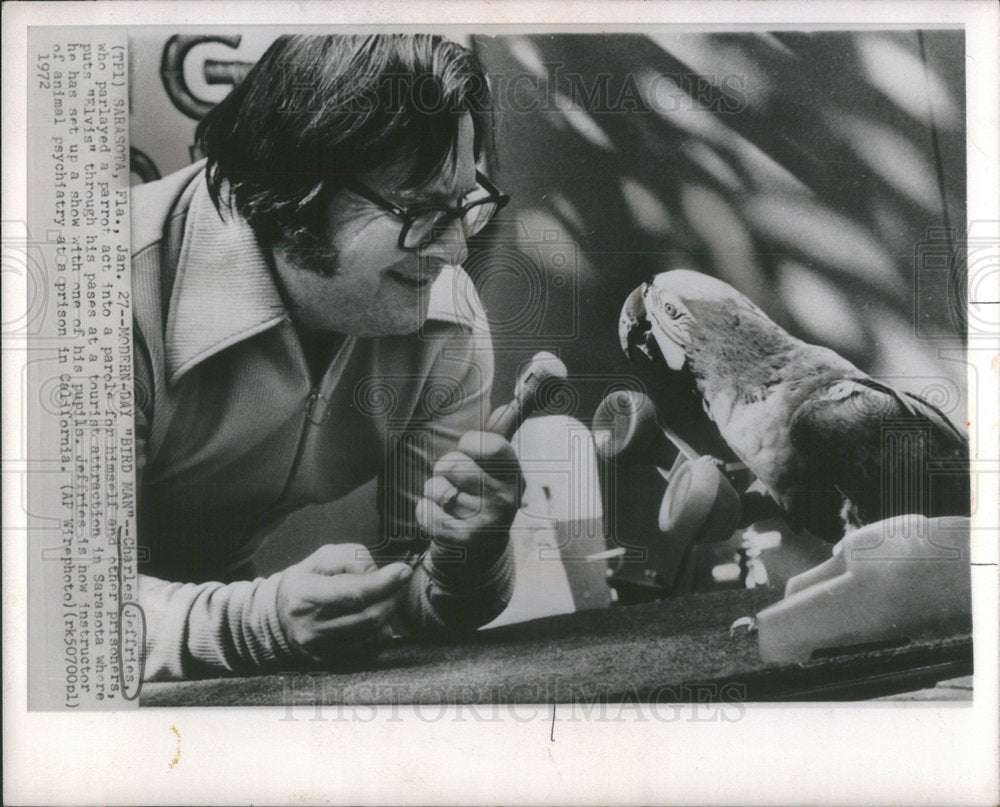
[788,378,970,540]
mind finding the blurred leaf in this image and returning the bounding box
[637,69,732,144]
[729,136,810,194]
[776,261,869,357]
[648,33,773,110]
[681,141,744,193]
[744,194,901,296]
[553,90,614,151]
[547,191,586,232]
[752,33,801,61]
[506,36,547,78]
[829,113,942,212]
[620,178,673,237]
[680,184,770,301]
[856,34,960,130]
[870,194,916,258]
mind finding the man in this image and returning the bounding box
[132,34,521,680]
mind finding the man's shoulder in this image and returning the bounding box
[131,161,208,255]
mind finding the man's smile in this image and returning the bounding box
[386,260,445,289]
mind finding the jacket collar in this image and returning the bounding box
[164,179,287,385]
[163,174,487,387]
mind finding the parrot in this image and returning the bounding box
[619,269,970,542]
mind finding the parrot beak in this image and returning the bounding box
[619,283,654,361]
[620,281,690,370]
[649,324,688,371]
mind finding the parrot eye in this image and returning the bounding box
[663,302,682,319]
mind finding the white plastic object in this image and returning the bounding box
[483,415,611,628]
[756,515,971,664]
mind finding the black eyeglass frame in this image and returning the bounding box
[344,169,510,251]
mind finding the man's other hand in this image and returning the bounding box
[416,431,524,564]
[276,544,411,663]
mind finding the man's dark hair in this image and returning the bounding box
[196,34,494,250]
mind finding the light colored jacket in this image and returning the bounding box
[132,162,512,680]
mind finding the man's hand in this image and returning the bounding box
[416,431,524,566]
[276,544,412,663]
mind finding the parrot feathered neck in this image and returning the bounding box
[682,297,815,407]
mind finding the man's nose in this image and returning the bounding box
[420,218,469,266]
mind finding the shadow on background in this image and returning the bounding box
[469,31,966,443]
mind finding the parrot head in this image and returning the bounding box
[619,270,786,376]
[619,270,734,370]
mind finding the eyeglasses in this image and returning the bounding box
[344,170,510,251]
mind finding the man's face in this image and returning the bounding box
[273,114,477,336]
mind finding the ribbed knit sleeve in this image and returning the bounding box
[140,571,300,681]
[402,543,515,634]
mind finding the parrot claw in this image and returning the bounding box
[730,616,757,637]
[619,283,654,362]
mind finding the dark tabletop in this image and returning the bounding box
[141,587,972,707]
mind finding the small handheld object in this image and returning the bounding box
[433,352,566,516]
[485,351,569,440]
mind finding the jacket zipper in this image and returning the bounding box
[276,337,353,503]
[306,390,330,424]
